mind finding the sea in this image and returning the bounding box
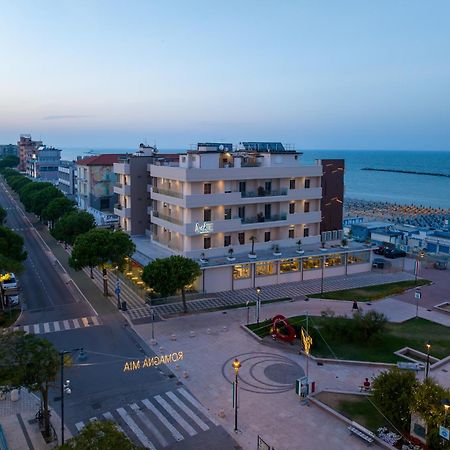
[62,148,450,210]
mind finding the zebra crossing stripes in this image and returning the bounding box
[165,391,209,431]
[177,387,220,426]
[129,403,168,447]
[103,412,125,434]
[13,316,101,335]
[117,407,157,450]
[154,395,197,436]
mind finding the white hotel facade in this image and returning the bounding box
[131,142,373,294]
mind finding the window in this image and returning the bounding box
[224,208,232,220]
[238,232,245,245]
[264,204,271,218]
[224,235,231,247]
[264,231,271,242]
[203,237,211,249]
[168,231,172,241]
[239,181,246,193]
[304,201,310,213]
[280,258,299,273]
[325,253,343,267]
[238,206,245,219]
[303,227,309,237]
[288,228,294,239]
[304,178,311,189]
[265,181,272,192]
[204,183,211,194]
[289,179,296,189]
[233,264,250,280]
[302,257,322,271]
[347,251,370,265]
[204,209,211,221]
[256,261,275,276]
[100,198,109,210]
[289,203,295,214]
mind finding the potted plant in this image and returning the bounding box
[320,241,327,251]
[341,238,348,248]
[248,236,257,259]
[272,244,282,256]
[227,248,235,261]
[199,252,208,264]
[296,239,304,254]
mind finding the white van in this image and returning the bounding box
[1,273,18,291]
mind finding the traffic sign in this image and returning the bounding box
[439,426,449,440]
[415,291,422,300]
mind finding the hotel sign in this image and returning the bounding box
[194,222,213,234]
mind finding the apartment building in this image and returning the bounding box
[0,144,18,157]
[76,154,121,212]
[17,135,42,171]
[27,145,61,181]
[58,160,77,199]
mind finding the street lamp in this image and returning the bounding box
[255,287,261,324]
[232,358,241,432]
[425,341,431,379]
[114,266,121,309]
[415,250,425,285]
[245,301,250,325]
[60,348,87,445]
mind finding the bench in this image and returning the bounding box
[348,421,375,445]
[397,361,424,371]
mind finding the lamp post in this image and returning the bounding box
[151,308,155,341]
[256,287,261,324]
[115,266,121,309]
[414,250,425,285]
[232,358,241,432]
[425,341,431,380]
[441,399,450,446]
[60,348,87,445]
[245,301,250,325]
[320,256,325,297]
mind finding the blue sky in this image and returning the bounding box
[1,0,450,150]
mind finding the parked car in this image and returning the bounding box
[6,294,19,306]
[384,249,406,259]
[372,258,385,269]
[373,246,386,255]
[1,273,17,291]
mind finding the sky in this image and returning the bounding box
[1,0,450,151]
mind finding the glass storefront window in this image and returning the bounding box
[347,251,370,264]
[256,261,275,276]
[280,258,300,273]
[302,256,322,271]
[233,264,251,280]
[325,253,343,267]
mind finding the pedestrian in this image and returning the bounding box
[352,300,359,310]
[363,378,371,390]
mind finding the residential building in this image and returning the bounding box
[17,135,42,171]
[0,144,19,157]
[58,160,77,199]
[76,154,121,212]
[27,145,61,181]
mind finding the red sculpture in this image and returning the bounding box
[270,314,296,342]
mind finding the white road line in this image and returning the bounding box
[141,398,184,442]
[130,403,168,447]
[63,320,70,330]
[177,388,219,426]
[43,322,50,333]
[116,407,156,450]
[72,319,81,329]
[89,417,98,423]
[154,395,196,437]
[166,391,209,431]
[53,322,60,332]
[13,326,19,332]
[23,325,30,334]
[90,316,100,326]
[33,324,40,334]
[81,317,89,327]
[102,412,125,434]
[75,421,84,431]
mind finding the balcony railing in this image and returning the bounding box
[241,189,287,198]
[152,211,183,226]
[241,213,287,224]
[114,203,122,210]
[152,187,184,199]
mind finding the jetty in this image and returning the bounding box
[361,168,450,178]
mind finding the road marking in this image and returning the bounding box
[154,395,196,437]
[166,391,209,431]
[141,398,184,442]
[53,322,60,332]
[75,421,84,431]
[71,319,81,329]
[130,403,168,447]
[63,320,70,330]
[91,316,99,326]
[43,322,50,333]
[23,325,30,334]
[102,412,125,434]
[89,417,98,423]
[177,388,215,422]
[33,324,40,334]
[81,317,89,327]
[116,407,156,450]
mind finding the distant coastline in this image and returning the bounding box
[361,167,450,178]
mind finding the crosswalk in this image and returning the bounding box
[73,388,219,449]
[13,316,101,334]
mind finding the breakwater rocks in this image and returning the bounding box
[361,167,450,178]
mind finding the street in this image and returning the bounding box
[0,179,238,450]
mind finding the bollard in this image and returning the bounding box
[189,331,196,338]
[171,334,177,341]
[206,328,211,335]
[222,325,228,332]
[174,364,180,370]
[159,347,164,353]
[218,409,226,418]
[150,339,157,346]
[10,389,20,402]
[182,371,189,378]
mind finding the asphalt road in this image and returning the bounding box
[0,179,238,450]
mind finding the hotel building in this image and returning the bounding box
[136,142,372,293]
[58,160,77,199]
[17,135,42,172]
[27,145,61,181]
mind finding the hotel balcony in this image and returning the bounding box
[152,210,183,226]
[113,183,131,196]
[241,189,287,198]
[241,213,287,224]
[113,162,131,175]
[152,186,184,199]
[114,203,131,218]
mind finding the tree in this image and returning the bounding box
[30,186,64,218]
[0,331,59,439]
[51,211,95,246]
[372,368,418,431]
[19,182,53,212]
[0,254,24,274]
[0,206,6,224]
[56,420,141,450]
[0,226,27,262]
[69,229,135,295]
[142,256,201,313]
[42,197,75,228]
[0,155,19,169]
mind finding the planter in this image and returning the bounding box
[200,259,208,264]
[227,257,236,262]
[248,253,257,259]
[273,252,282,256]
[296,250,304,254]
[319,248,327,252]
[340,245,349,249]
